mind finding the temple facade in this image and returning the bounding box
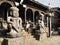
[0,0,53,37]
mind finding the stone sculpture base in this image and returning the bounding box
[0,38,3,45]
[2,37,24,45]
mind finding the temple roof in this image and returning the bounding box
[50,7,60,13]
[13,0,49,12]
[22,0,49,11]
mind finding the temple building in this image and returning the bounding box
[0,0,53,37]
[50,7,60,35]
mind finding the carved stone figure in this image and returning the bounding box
[7,7,23,38]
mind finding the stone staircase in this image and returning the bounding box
[0,30,38,45]
[22,30,36,41]
[22,27,48,41]
[0,28,48,45]
[22,30,40,45]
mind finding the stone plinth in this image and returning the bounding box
[0,38,3,45]
[40,27,48,41]
[3,37,25,45]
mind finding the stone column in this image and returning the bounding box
[47,17,49,27]
[33,11,35,26]
[33,11,34,22]
[42,14,44,21]
[41,14,44,28]
[25,8,27,22]
[50,16,52,36]
[46,16,49,37]
[48,15,52,37]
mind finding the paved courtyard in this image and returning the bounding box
[25,36,60,45]
[0,30,60,45]
[22,30,60,45]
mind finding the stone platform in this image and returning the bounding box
[1,37,24,45]
[0,38,4,45]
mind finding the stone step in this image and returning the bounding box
[52,31,58,35]
[22,30,36,41]
[3,37,24,45]
[0,38,4,45]
[25,33,36,40]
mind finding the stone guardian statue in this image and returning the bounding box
[7,7,23,38]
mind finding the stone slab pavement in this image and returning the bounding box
[22,30,60,45]
[25,36,60,45]
[0,30,60,45]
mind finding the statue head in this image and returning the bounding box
[10,7,19,17]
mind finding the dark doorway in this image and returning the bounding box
[34,11,40,23]
[26,9,33,22]
[0,2,12,21]
[17,4,25,21]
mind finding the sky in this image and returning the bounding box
[36,0,60,8]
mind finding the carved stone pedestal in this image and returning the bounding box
[0,38,3,45]
[3,37,24,45]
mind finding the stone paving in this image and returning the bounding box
[28,36,60,45]
[0,30,60,45]
[39,36,60,45]
[22,30,60,45]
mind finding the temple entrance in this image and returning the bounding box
[26,9,33,22]
[52,12,60,35]
[17,4,25,21]
[0,2,12,21]
[34,11,40,23]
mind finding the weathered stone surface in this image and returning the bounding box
[7,7,23,38]
[3,37,24,45]
[40,27,49,41]
[40,33,47,41]
[0,38,3,45]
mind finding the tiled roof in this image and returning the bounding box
[23,0,49,11]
